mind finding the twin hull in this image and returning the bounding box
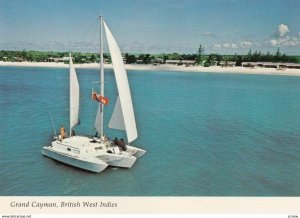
[41,136,144,173]
[41,147,108,173]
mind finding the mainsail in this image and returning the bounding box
[104,21,138,143]
[69,53,80,134]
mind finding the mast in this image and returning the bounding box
[99,16,104,138]
[69,52,72,137]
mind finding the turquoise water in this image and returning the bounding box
[0,66,300,196]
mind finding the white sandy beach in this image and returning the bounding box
[1,61,300,76]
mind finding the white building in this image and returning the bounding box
[241,62,300,69]
[166,60,181,65]
[219,61,236,67]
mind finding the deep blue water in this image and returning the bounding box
[0,66,300,196]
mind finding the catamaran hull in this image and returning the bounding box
[41,147,108,173]
[97,154,137,168]
[126,145,146,158]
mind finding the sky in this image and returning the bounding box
[1,0,300,55]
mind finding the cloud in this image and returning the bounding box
[119,41,196,53]
[212,44,222,50]
[213,41,253,50]
[278,36,299,46]
[267,24,300,47]
[212,42,237,50]
[267,36,300,47]
[270,39,277,46]
[223,42,238,49]
[277,24,289,37]
[0,40,102,52]
[211,23,299,51]
[240,41,252,48]
[201,32,217,38]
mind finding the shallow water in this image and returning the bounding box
[0,66,300,196]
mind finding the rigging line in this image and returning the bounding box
[90,21,100,51]
[49,112,57,136]
[75,20,98,53]
[8,113,11,139]
[90,81,93,138]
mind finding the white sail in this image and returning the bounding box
[69,53,80,133]
[109,96,125,131]
[104,21,138,143]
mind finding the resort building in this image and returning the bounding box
[47,57,56,62]
[219,61,236,67]
[242,62,300,69]
[166,60,196,66]
[15,57,26,62]
[166,60,181,65]
[181,60,197,66]
[241,62,258,67]
[284,63,300,69]
[151,58,164,64]
[104,58,110,64]
[261,62,278,68]
[47,57,70,62]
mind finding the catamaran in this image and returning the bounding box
[42,17,146,173]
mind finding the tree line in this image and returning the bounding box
[0,50,109,63]
[197,46,300,67]
[0,48,299,65]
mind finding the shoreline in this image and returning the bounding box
[1,61,300,76]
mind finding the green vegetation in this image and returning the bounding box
[0,50,110,64]
[196,45,205,65]
[201,48,300,67]
[204,54,222,67]
[0,48,299,65]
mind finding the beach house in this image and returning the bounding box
[242,62,300,69]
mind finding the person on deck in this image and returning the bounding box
[119,138,127,151]
[60,125,65,142]
[113,137,119,146]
